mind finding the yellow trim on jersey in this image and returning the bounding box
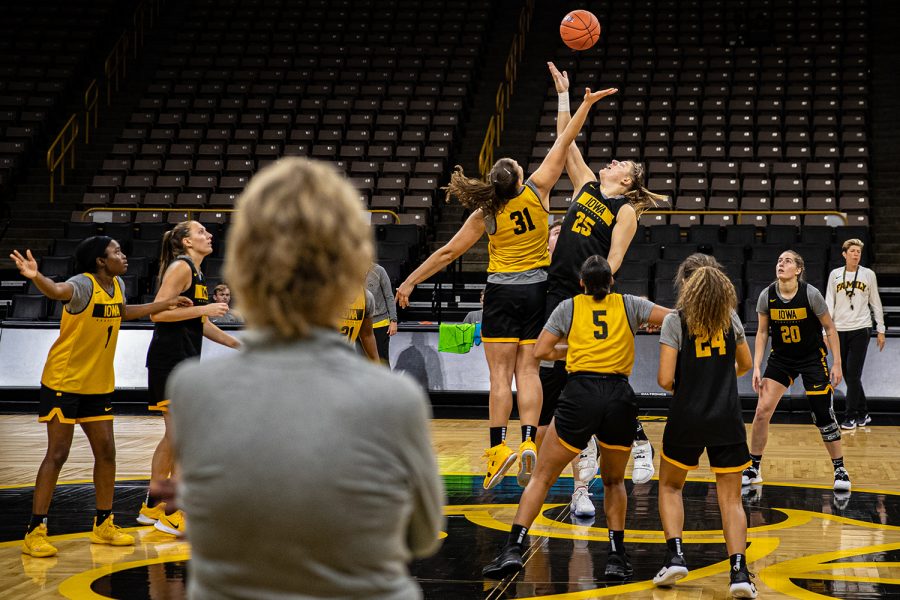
[148,399,170,412]
[711,461,753,474]
[38,407,76,425]
[481,337,520,343]
[597,440,632,453]
[487,184,550,273]
[77,415,114,424]
[41,273,124,395]
[807,386,834,395]
[565,294,635,375]
[372,318,390,328]
[770,307,808,321]
[661,451,699,471]
[339,291,366,343]
[557,436,582,454]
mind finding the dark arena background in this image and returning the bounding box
[2,0,900,598]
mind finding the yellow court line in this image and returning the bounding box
[0,526,148,550]
[58,552,191,600]
[761,541,900,598]
[506,537,780,600]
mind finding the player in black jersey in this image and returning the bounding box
[746,250,849,493]
[653,257,757,598]
[139,220,241,535]
[539,62,670,492]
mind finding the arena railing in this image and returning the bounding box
[549,208,849,226]
[47,0,166,202]
[80,207,400,225]
[46,115,79,205]
[477,0,534,180]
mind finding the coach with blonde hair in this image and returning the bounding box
[167,157,444,599]
[825,238,886,430]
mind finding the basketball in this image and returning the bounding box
[560,10,601,51]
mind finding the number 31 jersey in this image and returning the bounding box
[487,181,550,273]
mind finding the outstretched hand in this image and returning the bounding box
[10,249,39,279]
[547,62,569,94]
[583,87,618,104]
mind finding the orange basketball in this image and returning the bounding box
[560,10,601,51]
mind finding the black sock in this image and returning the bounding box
[521,425,536,443]
[730,553,747,572]
[634,422,648,442]
[666,537,684,556]
[507,524,528,549]
[96,509,112,524]
[26,514,47,535]
[490,426,507,448]
[609,530,625,555]
[750,453,762,470]
[832,456,845,470]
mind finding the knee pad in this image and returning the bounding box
[818,421,842,442]
[809,392,841,441]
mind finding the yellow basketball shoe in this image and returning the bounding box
[91,515,135,546]
[137,502,167,525]
[517,440,538,487]
[154,510,186,538]
[483,442,518,489]
[22,523,58,558]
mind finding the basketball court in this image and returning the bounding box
[2,415,899,599]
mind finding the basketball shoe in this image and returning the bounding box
[653,552,688,587]
[483,442,517,489]
[22,523,57,558]
[631,440,655,484]
[571,486,595,518]
[155,510,186,537]
[517,440,537,487]
[137,501,166,525]
[91,515,135,546]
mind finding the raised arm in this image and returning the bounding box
[10,249,73,301]
[396,210,485,308]
[548,62,596,191]
[529,86,618,203]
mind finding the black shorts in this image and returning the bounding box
[539,361,568,426]
[147,367,175,413]
[763,349,831,394]
[553,373,637,453]
[481,280,547,344]
[662,441,751,473]
[38,385,113,424]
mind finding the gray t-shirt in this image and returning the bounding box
[66,274,126,313]
[756,282,828,316]
[659,310,746,350]
[366,264,397,323]
[169,329,444,600]
[544,293,656,337]
[463,309,483,324]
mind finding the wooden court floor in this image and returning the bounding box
[3,414,900,599]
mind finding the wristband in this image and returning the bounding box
[558,91,570,113]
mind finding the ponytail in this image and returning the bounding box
[156,221,193,289]
[580,255,613,302]
[624,162,669,218]
[443,159,520,220]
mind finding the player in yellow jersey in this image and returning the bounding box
[396,86,616,490]
[340,289,379,361]
[10,237,191,557]
[483,255,669,581]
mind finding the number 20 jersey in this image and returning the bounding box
[766,281,826,360]
[487,181,550,273]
